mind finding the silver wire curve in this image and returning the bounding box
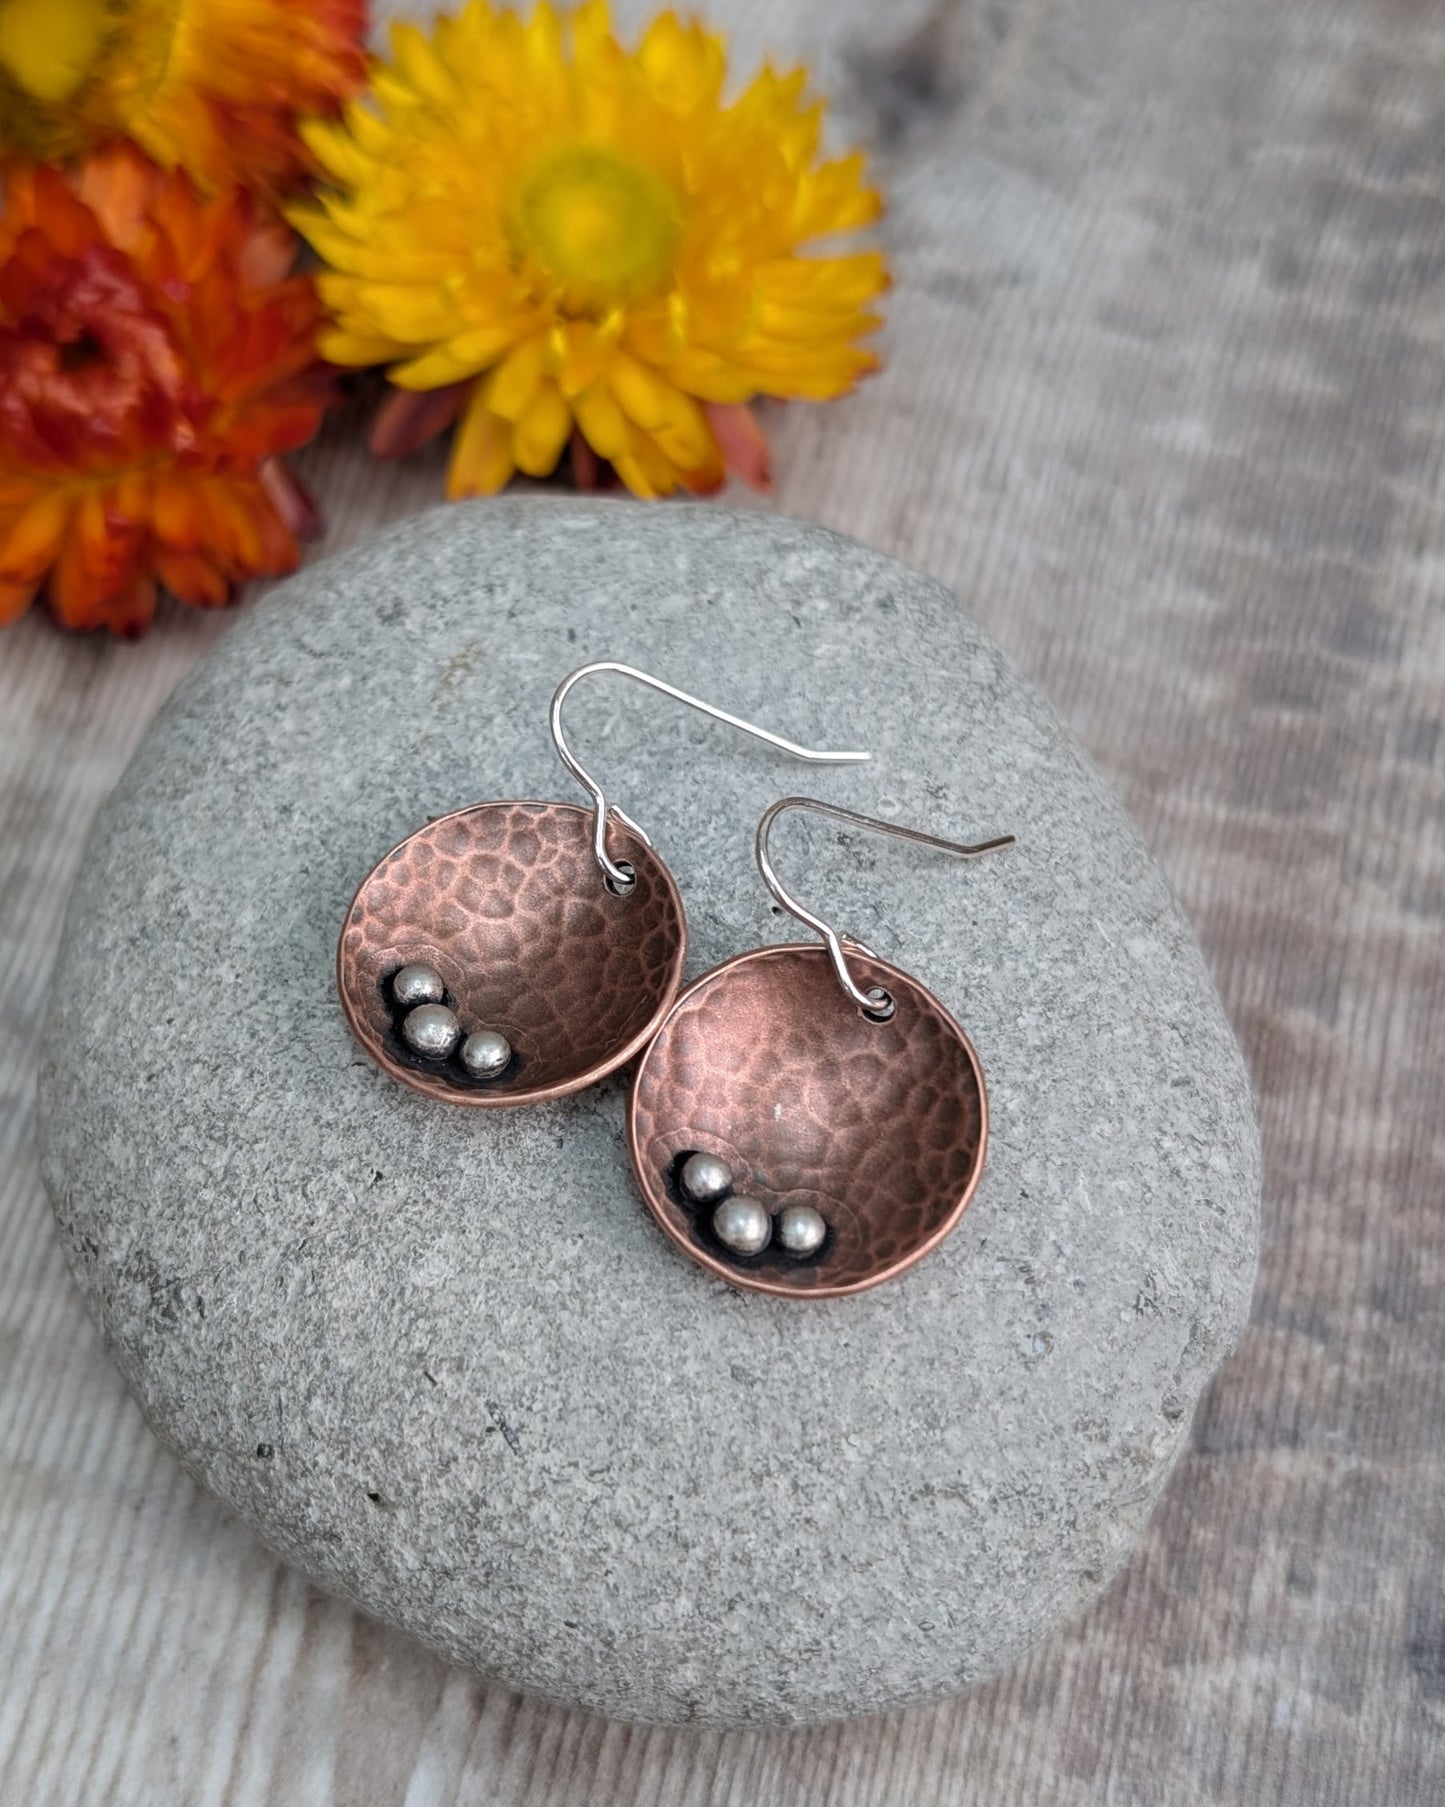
[756,797,1016,1018]
[550,662,871,890]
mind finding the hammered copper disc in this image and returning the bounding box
[627,944,988,1297]
[338,801,686,1106]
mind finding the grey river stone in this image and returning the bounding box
[38,497,1259,1726]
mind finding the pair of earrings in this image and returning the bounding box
[337,663,1012,1297]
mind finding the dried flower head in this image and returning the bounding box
[293,1,888,497]
[0,145,333,635]
[0,0,368,196]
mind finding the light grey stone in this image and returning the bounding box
[37,498,1259,1727]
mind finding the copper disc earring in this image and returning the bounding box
[336,666,869,1108]
[628,797,1015,1295]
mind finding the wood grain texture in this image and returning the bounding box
[3,0,1443,1800]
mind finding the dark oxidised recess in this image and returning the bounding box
[337,800,686,1106]
[628,943,988,1296]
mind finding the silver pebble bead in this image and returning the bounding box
[680,1151,733,1203]
[393,963,445,1008]
[712,1196,771,1257]
[460,1028,512,1079]
[777,1203,828,1257]
[401,1002,461,1058]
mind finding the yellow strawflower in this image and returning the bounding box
[292,1,888,498]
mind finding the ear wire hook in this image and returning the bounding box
[550,662,871,892]
[756,797,1016,1020]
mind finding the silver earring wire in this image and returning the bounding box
[756,797,1015,1019]
[550,662,871,892]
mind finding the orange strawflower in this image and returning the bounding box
[0,0,368,197]
[0,145,334,635]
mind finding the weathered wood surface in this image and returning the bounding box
[3,0,1443,1800]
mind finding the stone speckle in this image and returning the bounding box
[37,498,1259,1726]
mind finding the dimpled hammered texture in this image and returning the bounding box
[338,801,686,1106]
[628,944,988,1297]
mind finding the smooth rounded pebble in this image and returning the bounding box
[37,498,1259,1728]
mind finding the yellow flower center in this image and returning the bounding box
[0,0,107,101]
[512,145,681,307]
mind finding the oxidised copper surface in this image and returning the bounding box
[627,944,988,1297]
[338,801,686,1107]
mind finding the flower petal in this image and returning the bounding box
[573,382,630,462]
[370,382,471,459]
[488,334,548,422]
[512,378,571,477]
[447,383,515,497]
[0,489,72,581]
[705,402,772,493]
